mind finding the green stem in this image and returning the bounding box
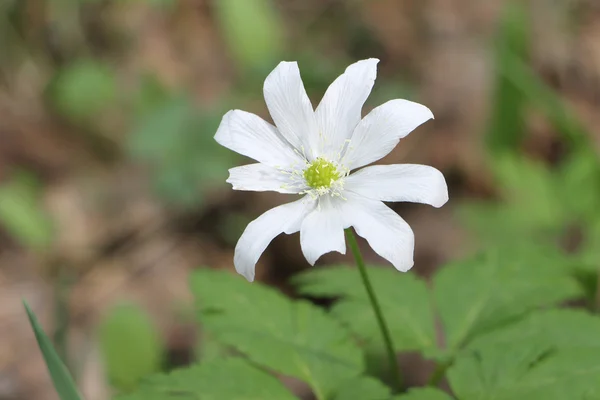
[594,268,600,313]
[345,229,402,390]
[427,360,450,387]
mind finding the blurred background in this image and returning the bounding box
[1,0,600,399]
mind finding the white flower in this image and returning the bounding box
[215,58,448,282]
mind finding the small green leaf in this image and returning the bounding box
[394,387,454,400]
[190,269,363,400]
[293,265,436,353]
[332,376,392,400]
[448,345,600,399]
[118,358,296,400]
[98,303,163,391]
[50,59,117,120]
[133,74,172,118]
[0,173,53,251]
[213,0,284,74]
[23,301,82,400]
[127,95,235,207]
[434,246,583,351]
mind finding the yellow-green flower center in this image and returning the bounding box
[303,158,340,189]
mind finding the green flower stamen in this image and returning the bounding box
[303,158,340,189]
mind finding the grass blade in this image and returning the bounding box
[23,300,82,400]
[486,1,530,154]
[499,51,589,149]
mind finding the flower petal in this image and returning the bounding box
[234,198,315,281]
[215,110,302,167]
[345,164,448,207]
[263,61,319,159]
[342,99,433,170]
[316,59,379,158]
[227,163,308,194]
[343,194,415,272]
[300,196,347,265]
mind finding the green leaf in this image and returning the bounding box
[331,376,392,400]
[433,246,583,351]
[557,149,600,223]
[293,265,436,353]
[467,309,600,352]
[459,156,566,243]
[213,0,284,74]
[23,301,82,400]
[394,387,454,400]
[486,1,530,153]
[448,345,600,399]
[98,303,163,391]
[0,172,53,251]
[492,155,565,231]
[50,59,117,120]
[118,358,296,400]
[294,248,582,360]
[457,201,526,245]
[190,269,363,400]
[448,302,600,398]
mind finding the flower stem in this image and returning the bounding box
[594,268,600,313]
[345,229,402,390]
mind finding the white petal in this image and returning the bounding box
[343,194,415,272]
[264,62,319,159]
[300,196,347,265]
[345,164,448,207]
[234,198,316,281]
[342,99,433,170]
[227,163,307,194]
[215,110,303,168]
[316,59,379,157]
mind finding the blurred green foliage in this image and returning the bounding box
[213,0,284,76]
[470,0,600,299]
[98,303,164,392]
[486,1,530,154]
[460,150,600,275]
[49,60,118,122]
[0,172,53,251]
[127,76,237,207]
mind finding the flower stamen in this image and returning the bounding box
[303,158,340,189]
[294,157,348,199]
